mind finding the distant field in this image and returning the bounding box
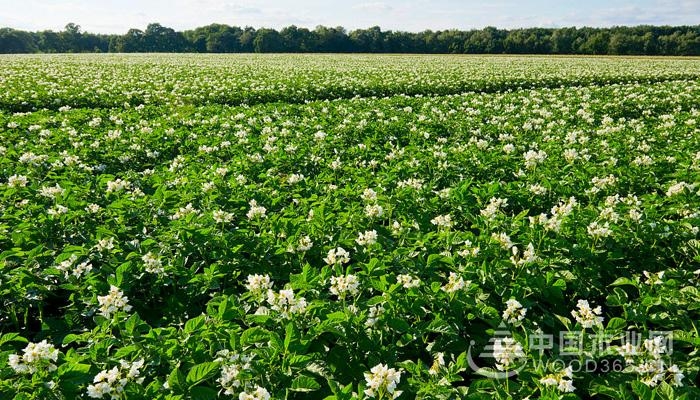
[1,54,699,399]
[2,53,700,110]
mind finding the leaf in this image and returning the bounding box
[290,375,321,392]
[190,386,218,400]
[115,261,132,286]
[657,382,675,400]
[631,381,654,400]
[387,317,410,333]
[168,367,186,392]
[606,287,630,307]
[58,362,91,378]
[427,253,445,267]
[186,362,220,387]
[606,317,626,331]
[124,313,143,335]
[426,318,458,335]
[184,315,206,333]
[0,333,27,347]
[217,296,240,320]
[323,311,348,322]
[554,314,571,330]
[62,333,87,346]
[57,362,93,394]
[240,327,270,346]
[609,277,638,288]
[113,345,139,359]
[285,322,300,351]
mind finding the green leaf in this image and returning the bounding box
[241,326,271,346]
[113,345,139,359]
[62,333,86,346]
[185,315,206,333]
[0,333,27,347]
[657,382,675,400]
[115,261,132,286]
[606,317,627,331]
[554,314,571,330]
[427,253,445,267]
[58,362,91,377]
[186,362,220,387]
[190,386,218,400]
[387,317,410,333]
[610,277,638,288]
[168,367,186,392]
[285,322,300,351]
[217,296,240,320]
[125,313,143,335]
[324,311,348,322]
[290,375,321,392]
[631,381,654,400]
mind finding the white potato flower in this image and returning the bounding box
[8,340,59,374]
[97,285,133,318]
[364,363,402,399]
[571,299,603,328]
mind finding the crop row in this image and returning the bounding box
[0,59,699,399]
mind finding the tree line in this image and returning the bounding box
[1,23,698,55]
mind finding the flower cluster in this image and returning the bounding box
[7,174,28,188]
[97,285,133,319]
[502,299,527,324]
[396,274,421,289]
[245,274,273,299]
[141,252,164,274]
[246,199,267,220]
[55,254,93,279]
[430,214,453,229]
[493,337,525,371]
[480,197,508,220]
[617,335,684,387]
[238,386,271,400]
[86,359,145,399]
[324,247,351,265]
[266,288,307,319]
[571,299,604,328]
[216,350,255,396]
[8,340,59,374]
[441,272,466,293]
[356,230,378,246]
[364,363,402,399]
[540,366,575,393]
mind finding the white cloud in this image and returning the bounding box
[0,0,698,33]
[353,2,393,12]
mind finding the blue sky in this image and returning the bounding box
[1,0,698,33]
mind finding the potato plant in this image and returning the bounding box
[0,54,699,399]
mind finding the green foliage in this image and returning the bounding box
[0,54,699,399]
[1,24,700,55]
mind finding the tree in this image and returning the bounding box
[349,26,384,52]
[143,23,187,52]
[112,29,145,52]
[0,23,698,55]
[37,30,65,53]
[580,31,609,55]
[315,26,350,52]
[0,28,37,53]
[61,23,82,52]
[239,27,256,52]
[551,27,577,54]
[465,27,504,53]
[253,28,284,53]
[280,25,314,52]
